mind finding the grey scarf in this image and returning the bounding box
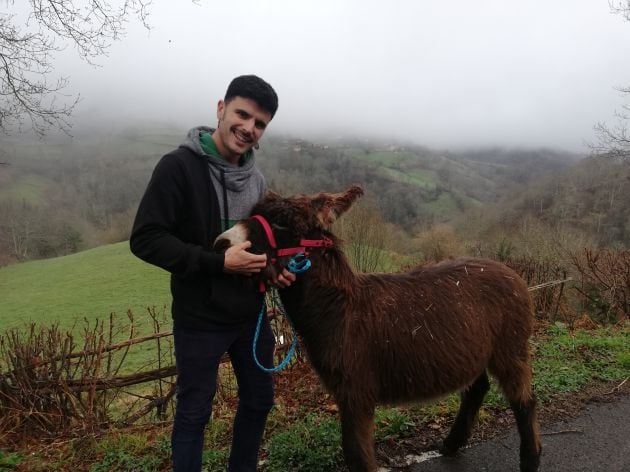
[181,126,266,229]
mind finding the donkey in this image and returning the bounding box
[215,185,541,472]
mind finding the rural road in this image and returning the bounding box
[393,395,630,472]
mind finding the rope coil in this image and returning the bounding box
[252,253,308,372]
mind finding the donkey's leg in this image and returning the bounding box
[492,358,541,472]
[439,371,490,455]
[510,395,541,472]
[338,401,377,472]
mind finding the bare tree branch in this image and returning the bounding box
[29,0,152,63]
[0,1,152,137]
[590,2,630,159]
[610,0,630,21]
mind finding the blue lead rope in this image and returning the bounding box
[252,297,297,372]
[252,253,309,373]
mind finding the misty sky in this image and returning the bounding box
[16,0,630,151]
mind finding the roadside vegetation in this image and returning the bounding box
[0,321,626,471]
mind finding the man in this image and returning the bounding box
[130,75,295,471]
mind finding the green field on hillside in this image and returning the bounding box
[0,174,51,204]
[0,239,409,374]
[360,150,419,166]
[0,242,171,333]
[0,239,408,335]
[379,167,436,189]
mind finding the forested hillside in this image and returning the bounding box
[506,156,630,247]
[256,138,581,230]
[0,128,610,267]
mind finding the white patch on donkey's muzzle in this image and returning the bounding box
[214,222,249,251]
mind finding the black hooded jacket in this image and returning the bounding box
[130,144,265,330]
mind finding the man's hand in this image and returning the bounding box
[273,267,296,288]
[223,241,267,275]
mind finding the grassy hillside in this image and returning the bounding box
[0,242,171,333]
[0,174,51,204]
[0,239,410,334]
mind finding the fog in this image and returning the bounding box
[15,0,630,151]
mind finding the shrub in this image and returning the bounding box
[0,449,24,469]
[570,248,630,323]
[374,408,415,441]
[202,449,230,472]
[89,450,164,472]
[265,414,342,472]
[412,224,462,261]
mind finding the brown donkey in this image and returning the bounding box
[215,185,541,472]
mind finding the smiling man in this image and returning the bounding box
[213,95,271,164]
[130,75,295,472]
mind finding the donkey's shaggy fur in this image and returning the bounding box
[216,185,541,472]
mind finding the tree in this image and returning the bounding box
[592,1,630,159]
[593,85,630,160]
[612,0,630,21]
[0,200,40,260]
[333,202,388,273]
[1,0,151,136]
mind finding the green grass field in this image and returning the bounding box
[0,239,412,337]
[0,240,409,372]
[379,167,437,190]
[0,174,51,205]
[360,150,418,165]
[0,241,171,333]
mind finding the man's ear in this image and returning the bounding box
[216,99,225,122]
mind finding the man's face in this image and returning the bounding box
[213,96,272,163]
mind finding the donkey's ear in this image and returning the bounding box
[260,189,284,206]
[316,185,364,226]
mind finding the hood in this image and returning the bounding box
[180,126,260,193]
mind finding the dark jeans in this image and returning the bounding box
[171,318,275,472]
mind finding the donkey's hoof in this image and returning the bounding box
[437,440,460,456]
[520,455,541,472]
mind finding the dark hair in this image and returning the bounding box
[224,75,279,118]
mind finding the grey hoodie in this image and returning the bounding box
[181,126,266,229]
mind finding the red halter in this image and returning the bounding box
[251,214,334,292]
[250,214,334,264]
